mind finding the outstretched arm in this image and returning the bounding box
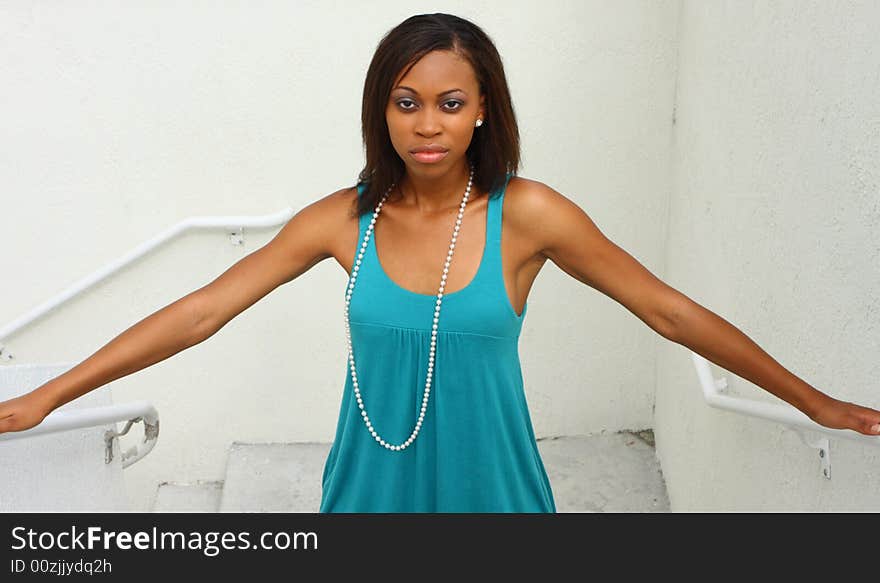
[513,179,880,436]
[0,187,350,435]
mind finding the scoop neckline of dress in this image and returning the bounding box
[372,194,490,300]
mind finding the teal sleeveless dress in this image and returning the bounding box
[319,173,557,513]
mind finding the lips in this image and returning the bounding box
[409,144,449,164]
[410,144,449,153]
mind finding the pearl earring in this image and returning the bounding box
[475,118,483,127]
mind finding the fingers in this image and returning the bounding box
[846,404,880,435]
[855,416,880,435]
[859,407,880,435]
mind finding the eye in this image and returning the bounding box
[396,98,416,110]
[443,100,463,111]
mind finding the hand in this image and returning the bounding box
[0,390,54,435]
[808,396,880,436]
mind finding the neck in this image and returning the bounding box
[396,162,473,214]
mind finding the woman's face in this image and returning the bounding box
[386,50,485,179]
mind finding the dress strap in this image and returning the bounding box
[484,172,527,320]
[350,182,373,282]
[355,182,370,242]
[486,172,513,247]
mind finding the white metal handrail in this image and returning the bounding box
[691,350,880,478]
[0,207,295,361]
[0,400,159,469]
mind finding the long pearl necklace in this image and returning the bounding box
[343,165,475,452]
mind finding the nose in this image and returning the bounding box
[414,108,442,137]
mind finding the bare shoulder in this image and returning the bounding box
[264,184,358,267]
[299,184,360,271]
[307,184,359,220]
[503,175,596,261]
[503,175,561,216]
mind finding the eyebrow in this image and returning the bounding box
[392,86,466,96]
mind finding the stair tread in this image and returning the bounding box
[205,432,669,513]
[218,442,331,513]
[153,480,224,513]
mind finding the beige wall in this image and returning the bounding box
[655,1,880,510]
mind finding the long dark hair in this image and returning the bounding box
[352,13,520,218]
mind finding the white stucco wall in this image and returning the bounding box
[655,2,880,510]
[1,1,679,511]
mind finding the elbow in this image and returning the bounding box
[655,289,691,342]
[653,313,678,342]
[188,289,216,344]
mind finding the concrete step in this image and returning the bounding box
[153,480,224,512]
[539,430,669,512]
[205,430,668,513]
[218,441,331,513]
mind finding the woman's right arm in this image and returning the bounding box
[0,188,352,434]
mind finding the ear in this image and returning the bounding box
[479,94,485,118]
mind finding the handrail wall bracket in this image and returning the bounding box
[792,428,831,479]
[104,415,161,468]
[229,226,244,246]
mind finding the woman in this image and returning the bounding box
[1,13,878,512]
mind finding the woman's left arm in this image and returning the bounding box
[513,179,880,436]
[664,292,880,435]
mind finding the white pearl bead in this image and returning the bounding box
[345,166,474,452]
